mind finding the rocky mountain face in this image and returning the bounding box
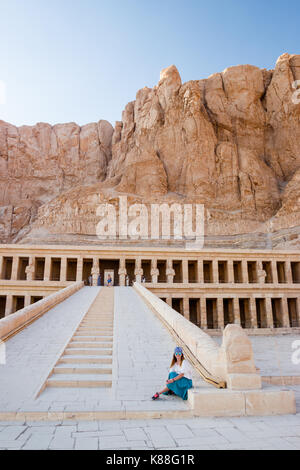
[0,120,113,241]
[1,53,300,248]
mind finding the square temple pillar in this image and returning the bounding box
[183,297,190,320]
[0,255,3,279]
[200,297,207,329]
[265,297,274,328]
[241,260,248,284]
[285,261,293,284]
[296,297,300,327]
[5,295,13,316]
[76,257,83,282]
[182,260,189,284]
[11,256,19,281]
[217,297,224,330]
[60,257,67,282]
[228,260,235,284]
[249,296,257,328]
[44,256,52,282]
[212,260,219,284]
[197,260,204,283]
[233,297,241,325]
[24,294,31,308]
[271,260,278,284]
[118,258,126,286]
[281,296,291,328]
[166,296,172,308]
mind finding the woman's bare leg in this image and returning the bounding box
[158,386,169,395]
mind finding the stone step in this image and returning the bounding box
[53,366,112,374]
[68,342,113,349]
[64,349,112,356]
[46,377,112,388]
[77,328,113,333]
[82,319,113,323]
[83,316,113,319]
[72,336,113,341]
[58,357,112,364]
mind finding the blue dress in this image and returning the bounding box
[163,372,193,400]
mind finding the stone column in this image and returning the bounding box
[265,297,274,328]
[151,259,159,284]
[134,258,143,283]
[200,297,207,329]
[76,257,83,282]
[296,297,300,327]
[11,256,19,281]
[228,260,234,284]
[217,297,224,330]
[271,260,278,284]
[5,295,13,316]
[118,258,126,286]
[183,296,190,320]
[91,258,100,286]
[25,256,35,281]
[281,296,291,328]
[212,260,219,284]
[166,259,175,284]
[241,259,248,284]
[285,261,293,284]
[166,296,172,308]
[197,260,204,283]
[24,294,31,307]
[60,257,67,282]
[233,297,240,325]
[182,260,189,284]
[196,300,201,326]
[44,256,52,282]
[0,255,3,279]
[249,297,257,328]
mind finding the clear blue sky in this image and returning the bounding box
[0,0,299,127]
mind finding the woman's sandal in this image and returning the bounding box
[152,393,159,400]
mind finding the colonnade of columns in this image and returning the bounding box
[161,294,300,330]
[0,254,298,285]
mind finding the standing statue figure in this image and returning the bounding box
[25,258,35,281]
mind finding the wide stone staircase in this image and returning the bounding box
[45,287,114,389]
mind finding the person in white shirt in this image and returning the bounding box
[152,346,193,401]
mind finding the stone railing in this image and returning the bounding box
[0,281,84,342]
[134,282,262,390]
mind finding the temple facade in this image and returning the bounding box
[0,244,299,332]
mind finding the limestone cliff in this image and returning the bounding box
[1,53,300,248]
[0,120,113,241]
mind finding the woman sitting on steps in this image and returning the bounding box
[152,347,193,401]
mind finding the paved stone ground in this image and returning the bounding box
[0,413,300,449]
[0,286,300,449]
